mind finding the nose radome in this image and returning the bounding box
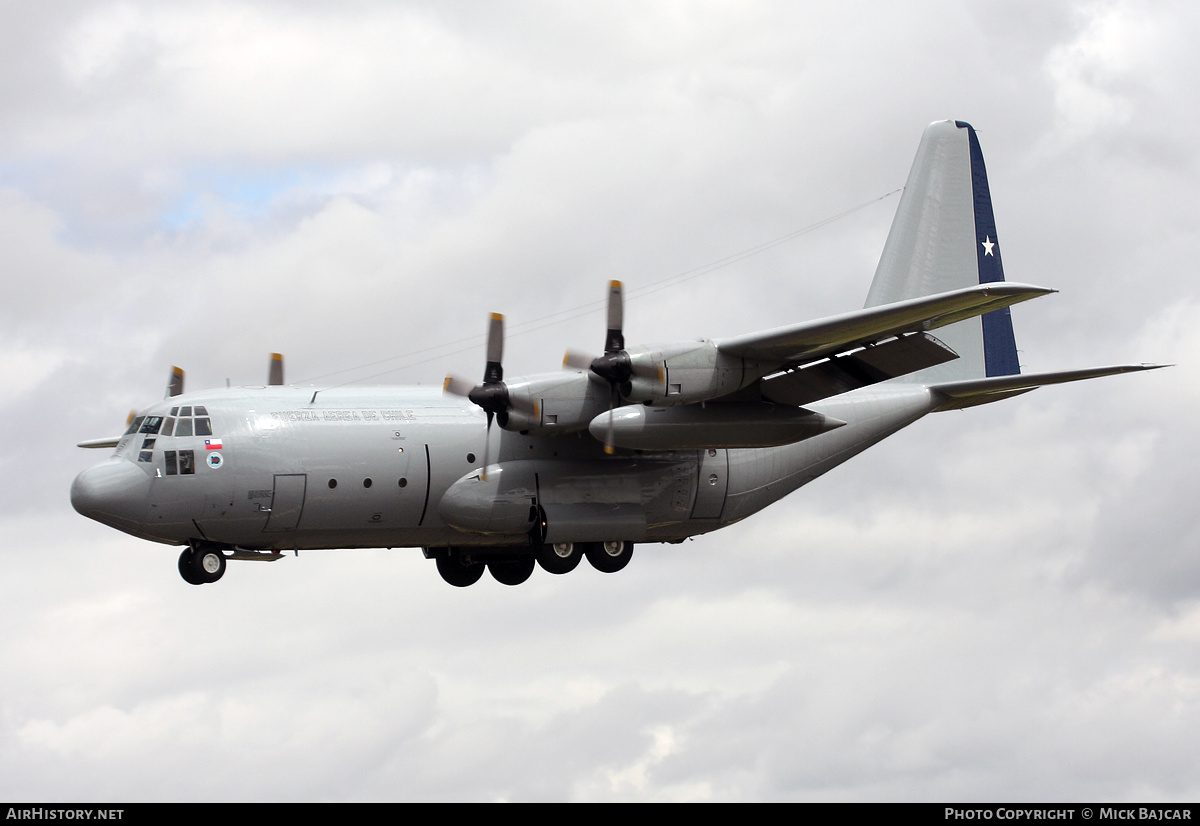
[71,460,151,532]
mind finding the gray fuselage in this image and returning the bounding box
[70,383,935,552]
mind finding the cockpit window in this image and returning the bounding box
[139,416,163,435]
[124,416,144,436]
[157,405,215,440]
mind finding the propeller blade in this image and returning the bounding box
[483,313,504,384]
[481,411,494,481]
[443,375,476,397]
[268,353,284,386]
[167,366,184,398]
[603,383,619,455]
[563,349,596,371]
[604,280,624,353]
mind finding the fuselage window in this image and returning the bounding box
[164,450,178,476]
[178,450,195,475]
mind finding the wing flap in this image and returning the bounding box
[717,282,1053,365]
[761,332,958,406]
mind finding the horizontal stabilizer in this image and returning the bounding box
[930,364,1168,411]
[718,282,1053,367]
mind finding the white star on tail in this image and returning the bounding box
[982,236,995,256]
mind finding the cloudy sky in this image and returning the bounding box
[2,0,1197,802]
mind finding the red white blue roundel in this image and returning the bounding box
[207,452,223,469]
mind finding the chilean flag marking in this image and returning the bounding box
[205,438,223,450]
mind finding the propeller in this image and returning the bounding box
[444,313,509,480]
[563,281,644,454]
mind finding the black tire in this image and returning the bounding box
[585,540,634,574]
[535,542,582,575]
[178,548,204,585]
[436,554,485,587]
[488,556,536,586]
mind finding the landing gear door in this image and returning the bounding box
[264,474,307,531]
[691,448,728,519]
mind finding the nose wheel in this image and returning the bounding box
[178,544,227,585]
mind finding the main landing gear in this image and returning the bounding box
[178,543,227,585]
[429,541,635,587]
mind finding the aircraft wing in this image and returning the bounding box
[716,282,1054,366]
[928,364,1169,411]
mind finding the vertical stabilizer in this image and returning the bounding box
[866,120,1019,381]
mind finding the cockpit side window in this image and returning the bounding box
[195,418,212,437]
[124,416,145,436]
[139,416,163,435]
[175,418,193,437]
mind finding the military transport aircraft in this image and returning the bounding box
[71,120,1162,587]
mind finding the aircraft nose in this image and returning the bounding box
[71,460,150,532]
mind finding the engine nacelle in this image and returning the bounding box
[621,340,750,406]
[498,372,609,434]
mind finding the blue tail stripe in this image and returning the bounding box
[958,121,1020,377]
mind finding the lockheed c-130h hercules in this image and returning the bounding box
[71,120,1163,587]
